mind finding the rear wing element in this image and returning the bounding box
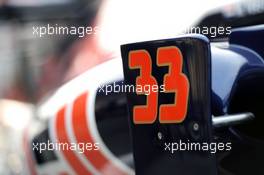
[121,35,216,175]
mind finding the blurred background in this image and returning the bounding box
[0,0,263,174]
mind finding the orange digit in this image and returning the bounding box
[129,50,158,124]
[157,46,189,123]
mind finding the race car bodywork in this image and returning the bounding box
[24,24,264,175]
[121,25,264,175]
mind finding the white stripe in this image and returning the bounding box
[65,99,101,175]
[48,108,75,175]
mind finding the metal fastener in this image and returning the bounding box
[157,132,163,140]
[193,123,199,131]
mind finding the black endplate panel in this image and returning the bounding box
[121,35,217,175]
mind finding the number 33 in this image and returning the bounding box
[129,46,190,124]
